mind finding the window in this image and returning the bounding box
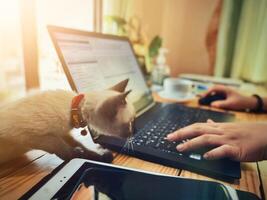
[0,0,96,99]
[0,0,25,100]
[36,0,94,90]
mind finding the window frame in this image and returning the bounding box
[20,0,102,90]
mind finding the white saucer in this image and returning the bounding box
[158,90,196,102]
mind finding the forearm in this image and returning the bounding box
[263,97,267,112]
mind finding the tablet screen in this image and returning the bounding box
[51,162,236,200]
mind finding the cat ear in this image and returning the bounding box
[109,79,129,92]
[99,90,132,119]
[116,90,132,105]
[107,90,131,107]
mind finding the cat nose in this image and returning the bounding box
[129,120,134,134]
[129,119,135,135]
[120,120,134,138]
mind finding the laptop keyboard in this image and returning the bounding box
[94,103,239,180]
[131,106,215,161]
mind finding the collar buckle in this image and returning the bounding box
[71,94,87,135]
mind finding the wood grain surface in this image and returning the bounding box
[0,89,266,199]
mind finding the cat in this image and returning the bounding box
[0,79,135,164]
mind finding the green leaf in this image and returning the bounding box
[149,36,162,58]
[104,15,127,26]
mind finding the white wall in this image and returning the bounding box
[120,0,219,76]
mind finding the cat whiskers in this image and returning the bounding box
[129,136,135,152]
[122,136,134,153]
[120,139,126,151]
[121,139,129,153]
[129,137,134,152]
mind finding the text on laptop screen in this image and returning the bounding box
[53,31,152,111]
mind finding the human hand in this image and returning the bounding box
[166,120,267,161]
[202,85,257,111]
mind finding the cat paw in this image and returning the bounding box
[72,146,113,163]
[73,147,85,157]
[99,150,113,163]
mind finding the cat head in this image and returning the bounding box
[82,79,135,138]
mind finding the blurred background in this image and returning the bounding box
[0,0,266,100]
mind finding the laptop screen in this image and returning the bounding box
[48,26,153,112]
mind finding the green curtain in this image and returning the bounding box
[103,0,132,19]
[215,0,267,83]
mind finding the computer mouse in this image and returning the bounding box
[198,92,226,105]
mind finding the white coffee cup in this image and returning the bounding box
[158,78,195,100]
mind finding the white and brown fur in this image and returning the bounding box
[0,79,135,164]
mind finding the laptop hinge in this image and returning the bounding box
[136,102,156,118]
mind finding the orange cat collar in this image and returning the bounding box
[71,94,87,129]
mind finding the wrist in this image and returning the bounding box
[251,95,264,113]
[264,147,267,160]
[244,96,258,111]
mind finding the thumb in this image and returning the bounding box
[207,119,215,123]
[211,100,230,109]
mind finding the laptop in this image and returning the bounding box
[48,25,240,181]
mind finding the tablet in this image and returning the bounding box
[21,159,260,200]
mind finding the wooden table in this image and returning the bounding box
[0,97,267,200]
